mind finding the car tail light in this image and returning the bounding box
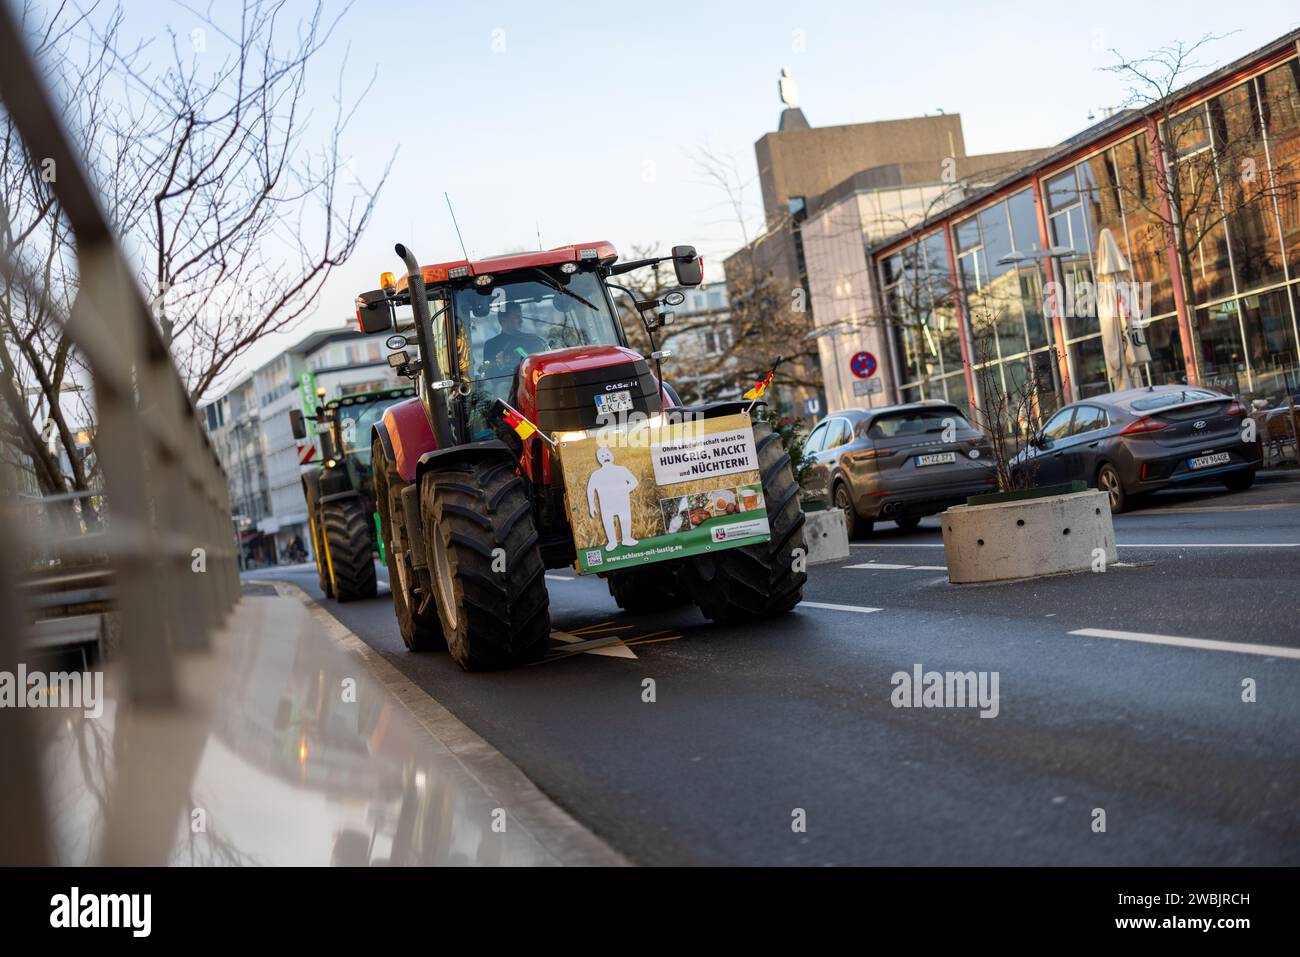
[1225,400,1247,416]
[1120,416,1168,435]
[851,448,895,462]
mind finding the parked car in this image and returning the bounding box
[1010,385,1262,513]
[803,402,998,537]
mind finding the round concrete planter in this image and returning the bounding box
[940,488,1117,584]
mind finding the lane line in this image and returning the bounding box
[800,601,882,614]
[1113,543,1299,548]
[1069,627,1300,660]
[545,574,575,581]
[848,541,1299,549]
[845,562,915,570]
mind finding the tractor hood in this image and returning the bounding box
[519,345,662,431]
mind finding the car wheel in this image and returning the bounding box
[833,481,873,538]
[1097,462,1128,514]
[1222,469,1256,493]
[894,514,922,531]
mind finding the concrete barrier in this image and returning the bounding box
[804,508,850,565]
[941,489,1116,584]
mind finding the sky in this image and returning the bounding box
[55,0,1300,387]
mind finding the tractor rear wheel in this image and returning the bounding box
[420,457,550,670]
[605,560,690,614]
[373,439,444,651]
[686,419,807,622]
[321,497,378,602]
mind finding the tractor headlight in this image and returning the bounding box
[555,430,587,443]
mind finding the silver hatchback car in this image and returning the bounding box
[803,402,998,536]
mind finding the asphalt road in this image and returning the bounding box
[248,477,1300,865]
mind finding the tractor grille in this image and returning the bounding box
[533,358,661,431]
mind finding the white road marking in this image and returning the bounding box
[845,562,915,570]
[849,541,1298,549]
[545,574,575,581]
[845,562,949,572]
[800,601,882,614]
[849,543,944,547]
[1069,628,1300,660]
[910,565,949,571]
[1114,543,1299,548]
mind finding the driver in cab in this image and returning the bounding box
[482,302,547,374]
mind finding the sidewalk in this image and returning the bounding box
[39,586,627,866]
[1257,466,1300,483]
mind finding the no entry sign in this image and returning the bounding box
[850,351,877,379]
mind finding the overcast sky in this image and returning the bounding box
[64,1,1300,386]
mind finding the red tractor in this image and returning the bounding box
[356,241,806,670]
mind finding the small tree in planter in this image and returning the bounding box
[965,309,1054,495]
[943,310,1115,583]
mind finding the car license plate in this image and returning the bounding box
[915,452,956,467]
[1188,451,1231,469]
[595,390,633,415]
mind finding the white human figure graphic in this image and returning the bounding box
[586,445,639,551]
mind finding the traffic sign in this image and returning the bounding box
[850,351,877,379]
[852,378,883,397]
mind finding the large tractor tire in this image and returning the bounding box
[373,439,444,651]
[419,457,550,670]
[686,418,807,623]
[605,560,691,614]
[321,496,378,602]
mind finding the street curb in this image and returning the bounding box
[259,579,631,867]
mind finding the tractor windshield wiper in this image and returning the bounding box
[527,268,598,311]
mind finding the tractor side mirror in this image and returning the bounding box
[355,289,395,335]
[288,409,307,440]
[671,246,703,287]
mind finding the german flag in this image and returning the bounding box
[499,402,537,441]
[743,367,775,401]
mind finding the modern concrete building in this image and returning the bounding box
[724,94,1051,420]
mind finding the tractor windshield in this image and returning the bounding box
[452,268,622,437]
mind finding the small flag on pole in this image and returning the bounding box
[743,370,773,401]
[495,399,554,446]
[501,404,536,440]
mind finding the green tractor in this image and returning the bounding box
[290,386,416,601]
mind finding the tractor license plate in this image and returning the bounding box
[915,452,956,467]
[1188,451,1230,470]
[595,390,633,415]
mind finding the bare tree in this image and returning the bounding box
[1,0,389,497]
[965,309,1056,492]
[0,0,129,495]
[108,0,393,401]
[690,146,822,400]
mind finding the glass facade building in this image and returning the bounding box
[873,35,1300,420]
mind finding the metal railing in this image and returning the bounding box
[0,1,238,864]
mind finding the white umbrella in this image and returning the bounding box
[1095,228,1148,390]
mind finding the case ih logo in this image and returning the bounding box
[604,381,635,392]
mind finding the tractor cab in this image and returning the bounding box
[357,241,701,457]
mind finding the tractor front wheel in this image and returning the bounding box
[373,439,444,651]
[420,457,551,670]
[321,497,378,602]
[685,418,807,623]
